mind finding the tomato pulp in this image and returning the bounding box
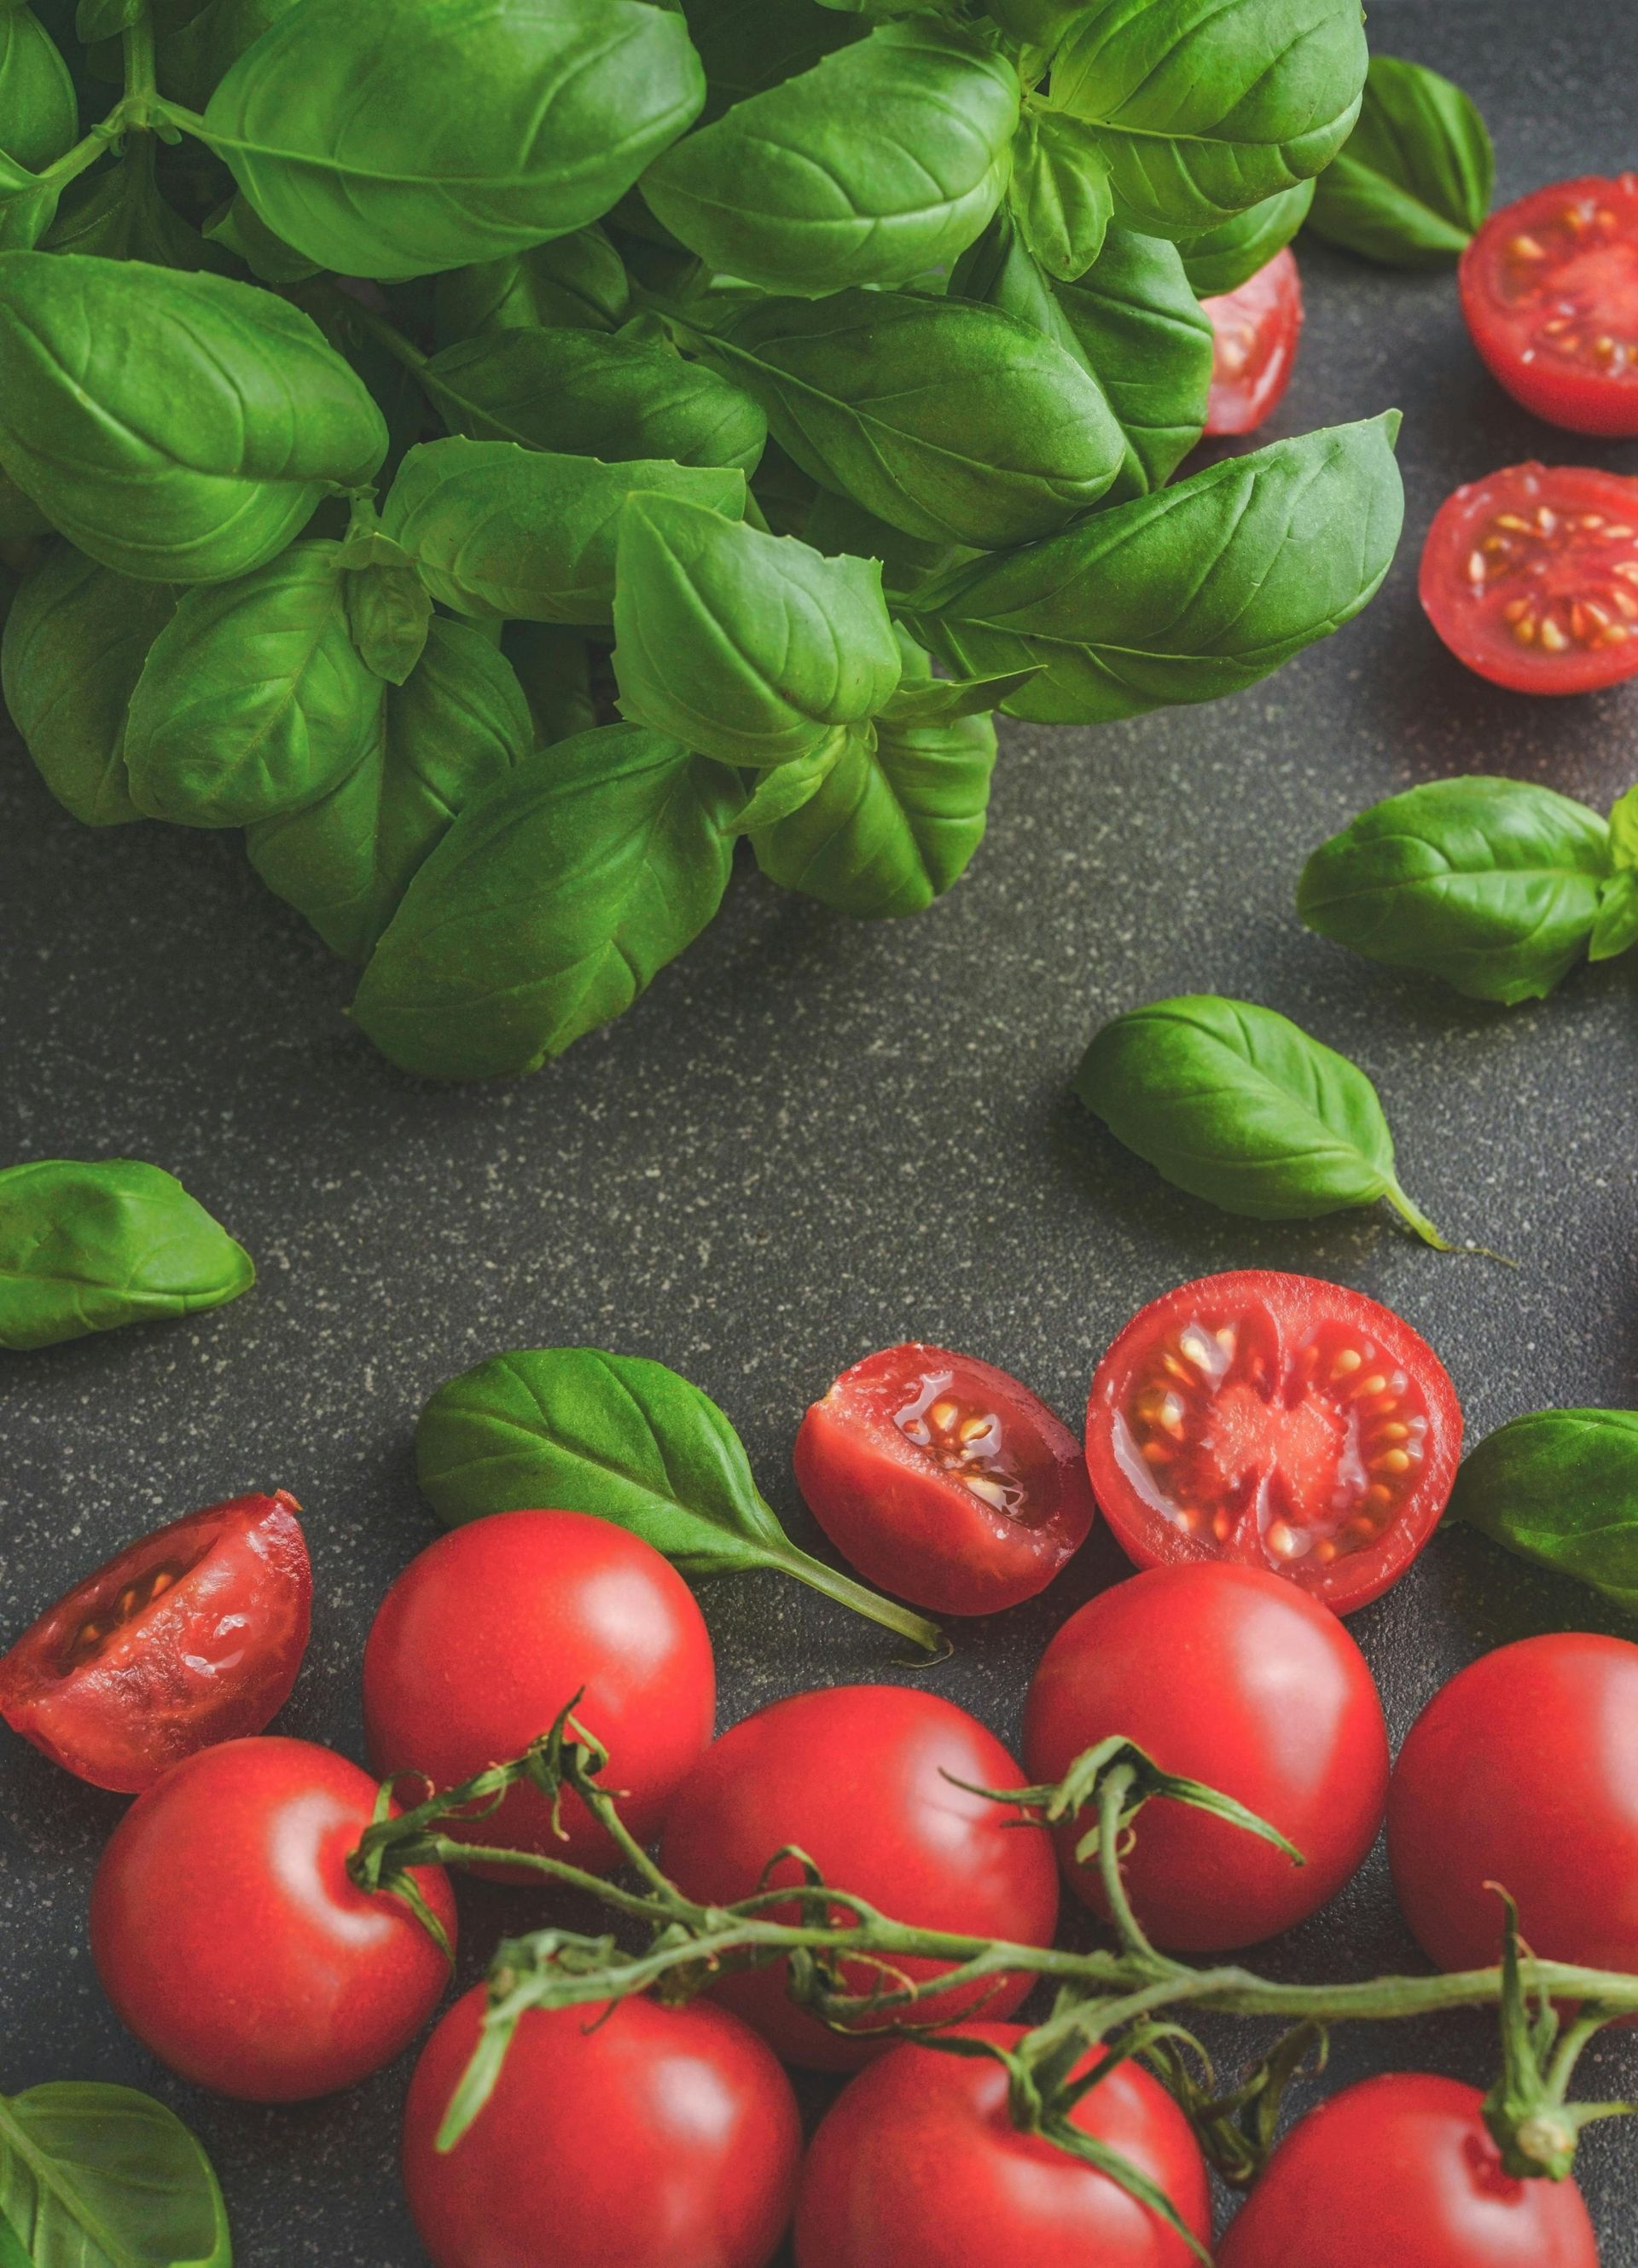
[1085,1271,1461,1613]
[793,1343,1096,1615]
[1202,248,1304,436]
[1461,174,1638,436]
[0,1488,310,1792]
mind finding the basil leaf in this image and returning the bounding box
[642,19,1019,295]
[433,227,631,345]
[1449,1410,1638,1613]
[801,484,961,597]
[1298,776,1613,1005]
[1178,179,1316,297]
[0,5,76,176]
[1073,994,1451,1247]
[682,0,863,125]
[1591,871,1638,965]
[983,0,1085,46]
[343,540,433,687]
[1609,781,1638,867]
[502,621,596,747]
[202,0,706,281]
[350,724,737,1078]
[0,2080,230,2266]
[0,1157,254,1349]
[416,1345,943,1651]
[2,545,174,826]
[155,0,299,110]
[1009,106,1112,282]
[1307,54,1493,269]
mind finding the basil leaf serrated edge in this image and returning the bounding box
[1449,1409,1638,1613]
[0,2082,231,2268]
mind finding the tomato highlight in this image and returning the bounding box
[1461,173,1638,436]
[1202,248,1304,435]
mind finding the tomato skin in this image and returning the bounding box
[659,1685,1060,2071]
[1217,2074,1599,2268]
[0,1488,311,1793]
[793,1343,1096,1615]
[1389,1632,1638,1980]
[363,1509,715,1874]
[90,1736,456,2103]
[403,1986,802,2268]
[1461,175,1638,438]
[793,2022,1211,2268]
[1202,249,1304,436]
[1025,1564,1388,1952]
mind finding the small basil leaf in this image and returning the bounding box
[0,5,77,176]
[1449,1410,1638,1613]
[0,2081,231,2266]
[433,227,630,345]
[1608,782,1638,868]
[1073,994,1451,1247]
[1177,179,1316,298]
[0,1158,254,1349]
[1009,106,1112,282]
[1306,54,1493,269]
[878,667,1035,726]
[502,622,596,747]
[345,550,433,687]
[1590,870,1638,966]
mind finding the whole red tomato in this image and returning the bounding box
[91,1736,456,2102]
[363,1509,715,1872]
[403,1986,802,2268]
[793,2022,1211,2268]
[659,1684,1060,2070]
[1217,2074,1599,2267]
[1025,1563,1389,1951]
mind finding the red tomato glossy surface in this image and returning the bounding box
[363,1509,715,1872]
[0,1488,310,1793]
[91,1736,456,2102]
[1217,2074,1600,2268]
[1202,249,1304,435]
[1086,1272,1461,1614]
[1461,174,1638,436]
[403,1986,802,2268]
[1389,1632,1638,1979]
[793,1343,1096,1615]
[1420,461,1638,694]
[659,1685,1060,2070]
[794,2023,1211,2268]
[1025,1563,1388,1951]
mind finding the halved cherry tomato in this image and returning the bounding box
[1420,461,1638,694]
[1085,1271,1461,1613]
[1461,174,1638,436]
[0,1488,311,1792]
[793,1343,1095,1615]
[1202,248,1304,435]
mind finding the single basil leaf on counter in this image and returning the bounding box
[501,622,596,747]
[1177,179,1316,297]
[433,226,631,345]
[416,1346,944,1650]
[0,1157,254,1350]
[1306,53,1493,269]
[1008,105,1112,281]
[1072,994,1453,1247]
[1449,1410,1638,1613]
[0,2080,231,2266]
[1297,775,1612,1005]
[0,4,77,175]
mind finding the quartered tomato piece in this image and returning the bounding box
[793,1343,1095,1615]
[1201,248,1304,436]
[1085,1273,1461,1614]
[1461,173,1638,436]
[0,1489,311,1791]
[1420,461,1638,693]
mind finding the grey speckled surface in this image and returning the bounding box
[3,4,1638,2260]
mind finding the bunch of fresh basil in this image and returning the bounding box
[0,0,1405,1082]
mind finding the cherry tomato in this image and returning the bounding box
[794,2022,1211,2268]
[793,1343,1096,1615]
[1420,461,1638,695]
[91,1736,456,2102]
[1201,248,1304,435]
[659,1684,1060,2071]
[1217,2074,1599,2267]
[404,1986,801,2268]
[1461,174,1638,437]
[1389,1632,1638,1981]
[1085,1271,1461,1614]
[0,1488,310,1793]
[1025,1563,1388,1952]
[363,1510,715,1874]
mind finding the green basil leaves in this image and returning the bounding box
[1449,1411,1638,1614]
[0,2080,230,2266]
[1306,54,1494,268]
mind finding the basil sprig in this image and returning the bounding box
[1306,53,1493,268]
[1449,1411,1638,1614]
[0,2079,230,2266]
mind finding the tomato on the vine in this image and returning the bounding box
[659,1684,1060,2070]
[793,1343,1096,1615]
[1085,1272,1461,1613]
[1202,249,1304,435]
[1461,174,1638,436]
[0,1488,310,1792]
[91,1736,456,2102]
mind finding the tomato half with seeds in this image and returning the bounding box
[1461,173,1638,436]
[0,1488,311,1792]
[793,1343,1096,1615]
[1202,248,1304,436]
[1085,1272,1461,1613]
[1420,461,1638,694]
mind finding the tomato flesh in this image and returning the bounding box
[1461,174,1638,435]
[1086,1271,1461,1613]
[0,1488,311,1792]
[793,1343,1095,1614]
[1202,248,1304,436]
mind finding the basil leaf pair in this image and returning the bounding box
[1307,53,1493,268]
[0,2080,229,2266]
[1450,1411,1638,1615]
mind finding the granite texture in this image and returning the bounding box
[3,3,1638,2259]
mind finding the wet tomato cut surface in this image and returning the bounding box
[1461,174,1638,435]
[793,1343,1095,1615]
[0,1488,311,1792]
[1202,248,1304,437]
[1086,1273,1461,1613]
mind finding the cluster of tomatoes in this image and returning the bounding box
[0,1270,1631,2265]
